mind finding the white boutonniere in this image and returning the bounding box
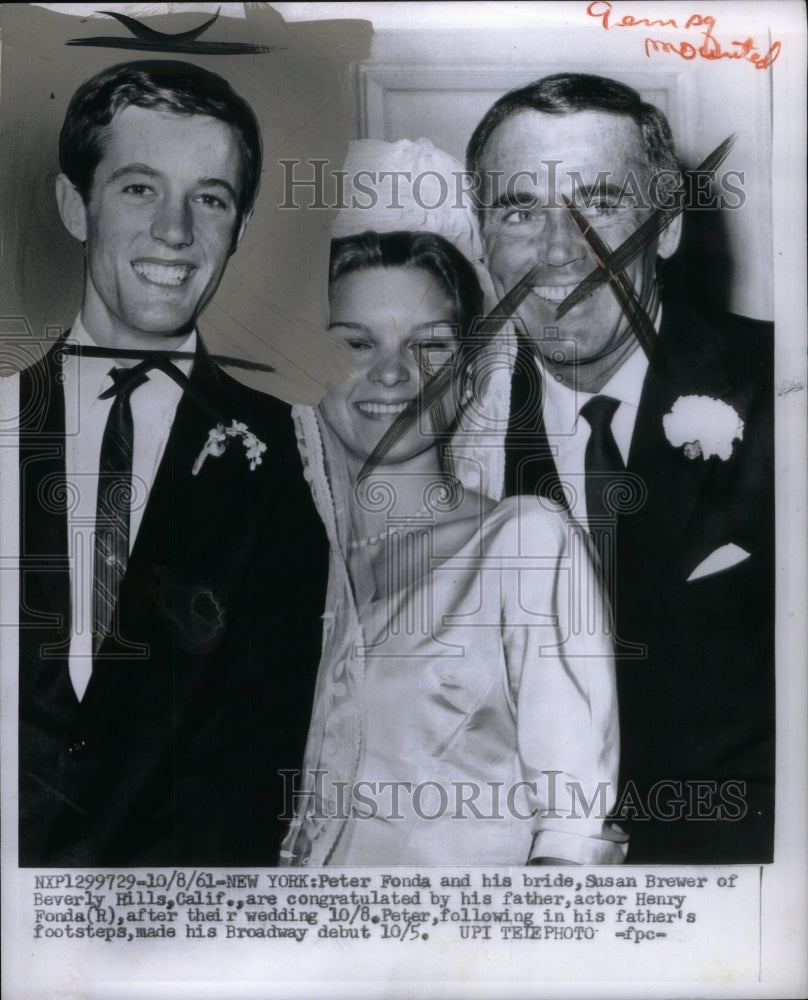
[192,420,267,476]
[662,395,744,461]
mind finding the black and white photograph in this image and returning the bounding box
[1,2,805,997]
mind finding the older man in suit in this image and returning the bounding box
[19,60,328,867]
[464,73,774,863]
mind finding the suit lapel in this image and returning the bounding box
[617,303,734,613]
[19,348,71,641]
[503,336,566,505]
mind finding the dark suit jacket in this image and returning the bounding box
[19,339,328,867]
[504,292,774,863]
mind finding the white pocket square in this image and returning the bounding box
[687,543,751,581]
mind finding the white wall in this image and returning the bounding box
[277,2,775,321]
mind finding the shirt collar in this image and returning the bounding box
[539,310,657,434]
[597,341,650,409]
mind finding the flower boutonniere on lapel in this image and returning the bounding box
[663,395,744,461]
[192,420,268,476]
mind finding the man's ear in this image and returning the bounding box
[657,210,682,260]
[230,208,253,255]
[55,173,88,243]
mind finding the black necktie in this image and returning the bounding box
[580,395,624,527]
[92,367,148,657]
[580,395,624,621]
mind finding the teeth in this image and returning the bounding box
[132,261,193,286]
[533,285,577,302]
[357,401,410,416]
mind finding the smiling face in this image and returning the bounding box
[56,104,248,349]
[478,109,680,390]
[320,266,459,472]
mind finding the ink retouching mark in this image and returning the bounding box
[359,136,737,476]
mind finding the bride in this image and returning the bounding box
[282,229,626,866]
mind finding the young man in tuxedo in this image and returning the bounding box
[465,73,774,862]
[19,61,328,867]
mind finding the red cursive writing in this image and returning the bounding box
[587,1,714,31]
[587,1,781,69]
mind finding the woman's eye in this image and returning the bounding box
[346,339,372,351]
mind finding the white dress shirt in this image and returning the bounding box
[540,343,650,530]
[63,317,195,699]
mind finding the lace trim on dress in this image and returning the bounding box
[280,405,367,866]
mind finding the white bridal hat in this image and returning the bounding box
[330,137,495,302]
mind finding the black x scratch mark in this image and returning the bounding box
[413,345,456,484]
[556,133,738,320]
[560,193,660,369]
[358,134,738,478]
[67,9,282,54]
[358,260,545,480]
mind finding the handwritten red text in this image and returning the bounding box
[586,1,781,69]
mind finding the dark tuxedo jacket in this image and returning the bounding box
[504,293,774,863]
[19,339,328,867]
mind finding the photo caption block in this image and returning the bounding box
[21,865,762,983]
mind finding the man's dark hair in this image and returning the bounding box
[466,72,679,191]
[329,230,484,356]
[59,60,262,221]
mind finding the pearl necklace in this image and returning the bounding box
[347,505,432,550]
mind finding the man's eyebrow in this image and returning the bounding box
[570,181,624,200]
[490,190,539,211]
[328,320,370,332]
[489,182,629,212]
[105,163,159,184]
[197,177,239,202]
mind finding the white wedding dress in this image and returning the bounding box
[281,405,626,866]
